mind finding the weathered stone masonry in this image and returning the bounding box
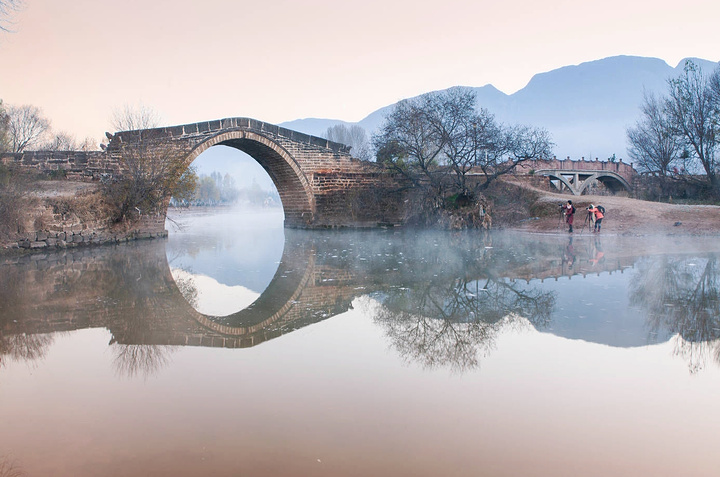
[106,117,405,228]
[1,118,407,252]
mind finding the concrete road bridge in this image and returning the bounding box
[516,158,636,195]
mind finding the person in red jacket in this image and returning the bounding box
[564,200,575,233]
[588,204,604,233]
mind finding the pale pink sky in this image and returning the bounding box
[0,0,718,141]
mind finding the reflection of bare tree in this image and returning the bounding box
[0,332,54,367]
[171,271,199,309]
[371,276,555,372]
[111,344,177,379]
[630,255,720,372]
[0,456,25,477]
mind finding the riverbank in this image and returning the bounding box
[3,179,720,256]
[514,191,720,236]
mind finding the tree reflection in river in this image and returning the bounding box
[630,255,720,372]
[366,232,556,371]
[4,228,720,376]
[370,279,555,371]
[0,333,54,368]
[110,343,177,379]
[0,456,25,477]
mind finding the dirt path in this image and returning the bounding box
[516,191,720,235]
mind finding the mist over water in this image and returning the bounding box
[166,205,284,291]
[2,209,720,476]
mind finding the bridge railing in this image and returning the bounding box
[515,158,637,181]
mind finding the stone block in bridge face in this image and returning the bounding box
[167,126,185,137]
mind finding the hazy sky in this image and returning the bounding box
[0,0,718,141]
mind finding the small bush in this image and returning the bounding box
[0,165,33,237]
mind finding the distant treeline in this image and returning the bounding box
[170,171,280,207]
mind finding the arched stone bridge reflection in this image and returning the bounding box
[2,231,651,352]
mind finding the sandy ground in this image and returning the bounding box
[517,192,720,236]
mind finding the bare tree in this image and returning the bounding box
[665,60,720,188]
[325,124,371,160]
[374,87,553,199]
[78,136,99,151]
[110,104,161,132]
[0,99,9,153]
[627,91,684,176]
[44,131,78,151]
[0,0,23,33]
[374,88,476,194]
[6,104,51,152]
[710,66,720,104]
[105,137,197,222]
[481,123,553,187]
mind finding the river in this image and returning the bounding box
[1,207,719,476]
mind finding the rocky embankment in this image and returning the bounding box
[1,181,166,253]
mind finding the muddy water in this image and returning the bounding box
[1,208,719,477]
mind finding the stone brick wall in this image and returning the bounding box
[2,197,167,253]
[0,150,121,180]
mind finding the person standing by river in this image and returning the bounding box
[588,204,604,233]
[564,200,575,233]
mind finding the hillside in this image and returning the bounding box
[280,55,719,161]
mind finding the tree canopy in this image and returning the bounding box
[373,87,553,198]
[627,60,720,196]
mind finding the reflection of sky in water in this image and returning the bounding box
[527,270,671,347]
[165,207,284,293]
[170,268,260,316]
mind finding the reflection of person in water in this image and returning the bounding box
[562,236,576,273]
[589,238,605,267]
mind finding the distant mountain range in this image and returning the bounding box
[280,55,719,161]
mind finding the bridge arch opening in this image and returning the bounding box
[178,130,316,227]
[165,136,301,319]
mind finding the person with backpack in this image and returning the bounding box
[588,204,605,233]
[564,200,575,233]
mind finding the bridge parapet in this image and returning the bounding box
[108,117,352,155]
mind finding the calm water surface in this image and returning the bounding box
[1,207,719,477]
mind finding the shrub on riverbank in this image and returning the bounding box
[0,165,35,239]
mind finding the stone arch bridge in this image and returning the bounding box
[106,117,402,228]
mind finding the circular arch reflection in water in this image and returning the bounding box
[165,145,286,316]
[165,207,286,317]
